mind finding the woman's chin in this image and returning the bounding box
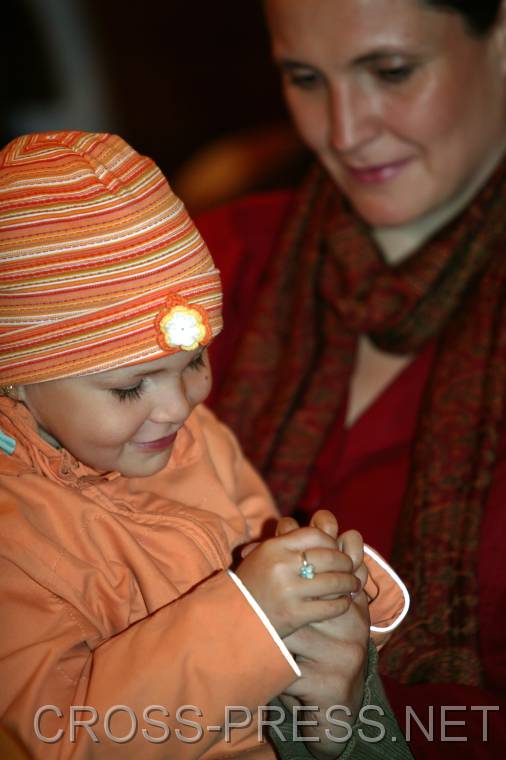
[348,196,428,229]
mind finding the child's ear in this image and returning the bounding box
[1,384,21,402]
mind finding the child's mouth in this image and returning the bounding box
[132,432,178,452]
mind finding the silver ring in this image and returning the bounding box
[299,551,316,580]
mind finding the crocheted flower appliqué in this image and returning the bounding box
[155,295,211,352]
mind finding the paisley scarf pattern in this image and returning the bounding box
[214,160,506,685]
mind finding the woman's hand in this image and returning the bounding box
[280,588,370,758]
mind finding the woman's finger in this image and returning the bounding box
[294,596,353,626]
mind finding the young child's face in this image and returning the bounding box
[18,347,212,477]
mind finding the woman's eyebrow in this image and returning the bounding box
[352,49,416,65]
[276,48,415,72]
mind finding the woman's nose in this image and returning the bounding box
[328,81,378,154]
[150,378,191,425]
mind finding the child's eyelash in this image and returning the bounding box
[110,353,205,400]
[188,353,206,371]
[111,382,144,402]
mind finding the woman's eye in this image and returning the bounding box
[187,353,206,371]
[283,67,321,90]
[111,382,144,402]
[375,65,414,84]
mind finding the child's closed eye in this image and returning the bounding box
[111,381,145,402]
[187,352,206,371]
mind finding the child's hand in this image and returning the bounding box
[276,509,368,591]
[235,527,360,638]
[309,510,367,589]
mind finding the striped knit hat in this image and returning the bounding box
[0,131,222,385]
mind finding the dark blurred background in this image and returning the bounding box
[2,0,309,212]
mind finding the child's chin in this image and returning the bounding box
[118,453,171,479]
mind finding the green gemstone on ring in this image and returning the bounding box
[299,561,316,580]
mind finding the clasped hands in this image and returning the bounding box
[236,510,370,759]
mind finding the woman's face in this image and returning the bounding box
[265,0,506,226]
[18,348,212,478]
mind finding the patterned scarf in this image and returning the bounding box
[215,160,506,685]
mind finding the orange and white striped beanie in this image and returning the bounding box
[0,131,222,385]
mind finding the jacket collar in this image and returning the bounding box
[0,397,120,486]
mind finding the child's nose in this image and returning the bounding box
[150,379,191,426]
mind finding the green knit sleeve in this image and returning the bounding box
[268,641,413,760]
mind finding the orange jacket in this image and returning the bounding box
[0,398,407,759]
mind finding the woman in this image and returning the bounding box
[198,1,506,756]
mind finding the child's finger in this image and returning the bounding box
[298,547,354,575]
[298,571,360,600]
[240,541,260,559]
[355,561,368,586]
[280,526,349,554]
[310,509,338,540]
[276,516,300,536]
[352,562,368,597]
[338,529,364,571]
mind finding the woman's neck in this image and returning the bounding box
[373,140,506,265]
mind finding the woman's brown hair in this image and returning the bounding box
[422,0,502,36]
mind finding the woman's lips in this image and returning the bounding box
[132,432,178,452]
[345,157,412,184]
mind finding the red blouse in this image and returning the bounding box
[198,191,506,758]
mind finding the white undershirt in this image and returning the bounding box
[374,138,506,266]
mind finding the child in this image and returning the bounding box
[0,132,409,759]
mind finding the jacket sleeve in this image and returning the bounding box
[0,556,297,760]
[363,546,410,651]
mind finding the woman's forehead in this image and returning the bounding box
[266,0,465,59]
